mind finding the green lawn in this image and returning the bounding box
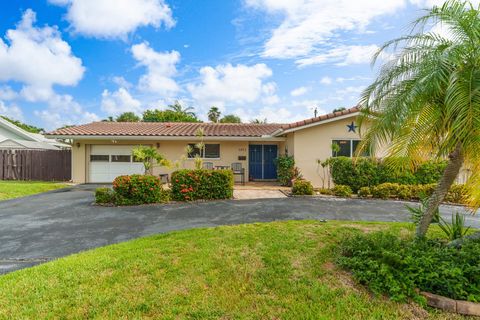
[0,180,68,201]
[0,221,465,319]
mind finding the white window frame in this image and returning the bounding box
[331,139,364,157]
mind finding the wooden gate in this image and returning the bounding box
[0,150,71,181]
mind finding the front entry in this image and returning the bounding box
[248,145,278,180]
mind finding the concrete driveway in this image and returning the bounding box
[0,184,478,274]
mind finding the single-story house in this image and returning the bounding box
[0,117,70,150]
[46,106,369,186]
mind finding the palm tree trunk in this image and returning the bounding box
[416,143,464,238]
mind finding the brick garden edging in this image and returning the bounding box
[421,292,480,316]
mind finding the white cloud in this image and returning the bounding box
[101,87,143,116]
[234,106,308,124]
[320,77,333,85]
[0,86,18,100]
[35,94,99,130]
[336,86,366,95]
[410,0,480,7]
[296,45,379,67]
[0,9,85,102]
[290,86,308,96]
[336,76,371,83]
[131,42,180,96]
[0,100,23,120]
[245,0,463,65]
[111,76,133,89]
[245,0,405,60]
[188,63,277,107]
[49,0,175,39]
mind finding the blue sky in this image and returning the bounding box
[0,0,450,129]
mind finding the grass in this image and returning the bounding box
[0,180,67,200]
[0,220,467,319]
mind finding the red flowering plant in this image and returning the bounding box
[112,174,166,205]
[170,169,233,201]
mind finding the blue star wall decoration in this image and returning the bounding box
[347,121,357,133]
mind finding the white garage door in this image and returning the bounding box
[89,145,145,183]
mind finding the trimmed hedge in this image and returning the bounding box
[357,183,468,204]
[292,179,314,195]
[337,232,480,302]
[171,169,234,201]
[332,185,353,197]
[95,187,114,204]
[329,157,447,192]
[113,174,168,205]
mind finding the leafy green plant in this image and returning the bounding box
[132,146,168,175]
[406,197,439,225]
[171,169,234,201]
[444,184,469,204]
[317,188,334,196]
[332,185,353,197]
[292,180,314,195]
[337,232,480,302]
[276,155,296,186]
[113,175,166,205]
[95,187,114,204]
[357,187,371,198]
[328,157,448,192]
[438,212,471,241]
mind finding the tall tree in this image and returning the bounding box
[0,116,43,133]
[250,118,267,124]
[208,107,221,123]
[358,1,480,238]
[142,109,200,122]
[167,101,195,116]
[116,112,140,122]
[220,114,241,123]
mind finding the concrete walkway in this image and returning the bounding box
[0,184,478,274]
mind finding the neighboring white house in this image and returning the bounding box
[0,117,70,150]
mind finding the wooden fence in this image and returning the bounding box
[0,149,71,181]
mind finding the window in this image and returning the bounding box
[187,143,220,158]
[111,155,131,162]
[204,144,220,158]
[90,155,109,162]
[332,140,369,157]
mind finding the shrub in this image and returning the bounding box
[444,184,469,204]
[371,183,400,199]
[357,187,371,198]
[95,187,114,204]
[353,182,468,204]
[275,155,297,186]
[113,175,164,205]
[415,161,448,184]
[337,232,480,302]
[328,157,448,192]
[332,185,353,197]
[171,169,234,201]
[329,157,382,192]
[292,180,314,195]
[317,188,334,196]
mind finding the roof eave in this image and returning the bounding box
[279,112,361,135]
[45,134,287,142]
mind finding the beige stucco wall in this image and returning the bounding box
[71,139,264,183]
[290,115,370,188]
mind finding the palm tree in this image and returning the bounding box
[358,0,480,238]
[250,118,267,124]
[168,101,195,116]
[208,107,221,123]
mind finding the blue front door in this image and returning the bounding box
[249,145,263,180]
[248,145,278,180]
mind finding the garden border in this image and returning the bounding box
[421,292,480,316]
